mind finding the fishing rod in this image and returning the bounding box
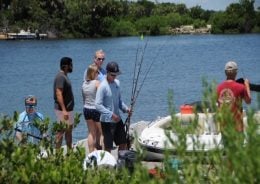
[131,41,148,108]
[14,128,43,140]
[125,39,148,149]
[125,36,170,149]
[131,37,169,107]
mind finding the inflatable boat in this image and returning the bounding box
[138,111,224,161]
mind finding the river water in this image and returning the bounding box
[0,34,259,142]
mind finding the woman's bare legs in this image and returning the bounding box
[86,119,96,153]
[95,122,103,150]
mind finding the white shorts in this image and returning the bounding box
[55,110,74,125]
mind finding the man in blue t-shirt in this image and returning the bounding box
[15,95,44,144]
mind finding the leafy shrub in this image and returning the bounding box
[0,86,259,183]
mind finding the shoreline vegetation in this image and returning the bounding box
[0,24,212,40]
[0,0,260,39]
[0,90,260,183]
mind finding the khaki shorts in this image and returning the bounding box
[55,110,74,125]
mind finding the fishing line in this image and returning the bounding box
[130,40,148,108]
[125,35,173,149]
[125,38,149,149]
[125,37,149,147]
[132,37,170,107]
[131,46,139,99]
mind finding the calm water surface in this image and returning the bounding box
[0,34,260,142]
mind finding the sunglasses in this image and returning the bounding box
[26,105,36,109]
[97,58,105,61]
[110,73,117,77]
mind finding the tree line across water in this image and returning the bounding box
[0,0,260,38]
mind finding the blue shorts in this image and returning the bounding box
[101,120,127,150]
[83,108,100,122]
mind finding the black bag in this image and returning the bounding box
[117,150,136,171]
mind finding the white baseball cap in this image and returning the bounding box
[225,61,238,71]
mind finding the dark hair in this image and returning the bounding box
[106,61,121,74]
[60,57,72,70]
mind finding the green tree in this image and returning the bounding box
[128,1,149,21]
[224,0,256,33]
[175,3,188,15]
[152,3,177,16]
[135,15,166,35]
[239,0,256,32]
[193,19,206,29]
[87,0,124,37]
[210,12,227,33]
[3,0,47,32]
[109,19,136,36]
[189,5,204,19]
[137,0,155,16]
[39,0,66,35]
[166,13,183,28]
[64,0,91,38]
[211,0,256,33]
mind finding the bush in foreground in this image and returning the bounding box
[0,88,259,183]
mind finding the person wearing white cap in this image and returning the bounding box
[217,61,251,134]
[95,61,131,153]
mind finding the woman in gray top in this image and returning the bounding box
[82,64,102,153]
